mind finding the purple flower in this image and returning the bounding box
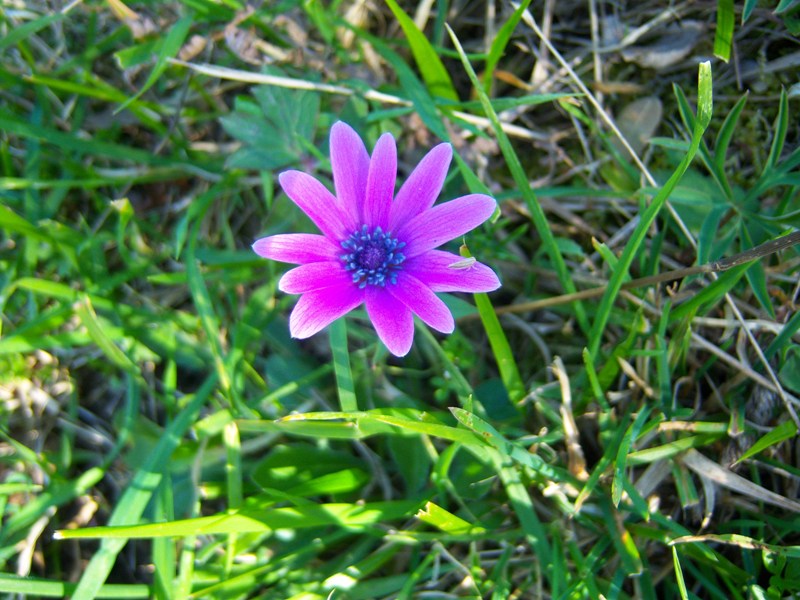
[253,121,500,357]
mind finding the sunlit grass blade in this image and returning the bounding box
[713,93,748,176]
[734,419,797,465]
[57,500,423,538]
[599,496,643,575]
[463,240,524,403]
[0,573,150,599]
[329,317,358,411]
[669,261,750,321]
[447,24,589,335]
[384,0,458,102]
[416,501,486,534]
[589,62,713,358]
[626,434,722,465]
[472,291,526,403]
[714,0,735,61]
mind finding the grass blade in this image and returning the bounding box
[116,13,193,112]
[384,0,458,102]
[589,61,713,358]
[714,0,735,61]
[482,0,534,92]
[329,317,358,411]
[446,24,589,334]
[64,375,216,599]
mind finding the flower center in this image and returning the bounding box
[340,225,406,288]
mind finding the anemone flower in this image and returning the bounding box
[253,121,500,357]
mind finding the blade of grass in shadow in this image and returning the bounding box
[0,11,63,53]
[588,61,713,358]
[116,13,193,112]
[613,404,654,506]
[185,185,249,415]
[0,376,137,546]
[486,448,553,590]
[416,325,473,400]
[384,0,458,102]
[74,295,140,378]
[329,318,358,412]
[446,25,589,335]
[62,374,216,600]
[0,115,191,168]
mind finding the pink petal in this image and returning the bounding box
[389,273,454,333]
[279,170,353,240]
[289,284,365,339]
[252,234,340,264]
[330,121,370,226]
[405,250,501,293]
[389,143,452,231]
[364,132,396,231]
[365,287,414,357]
[279,262,353,294]
[396,194,497,258]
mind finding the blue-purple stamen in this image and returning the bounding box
[340,225,406,288]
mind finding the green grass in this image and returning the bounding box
[2,1,800,599]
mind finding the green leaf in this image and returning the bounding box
[672,547,690,600]
[461,246,525,404]
[736,419,797,464]
[74,295,140,378]
[384,0,459,102]
[329,318,358,412]
[57,500,421,538]
[778,345,800,393]
[613,404,653,505]
[450,408,566,481]
[741,226,775,318]
[776,0,800,13]
[482,0,534,92]
[0,573,149,599]
[766,88,789,170]
[0,12,63,53]
[743,0,759,22]
[416,501,486,534]
[765,310,800,360]
[669,260,750,321]
[713,93,748,176]
[714,0,735,61]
